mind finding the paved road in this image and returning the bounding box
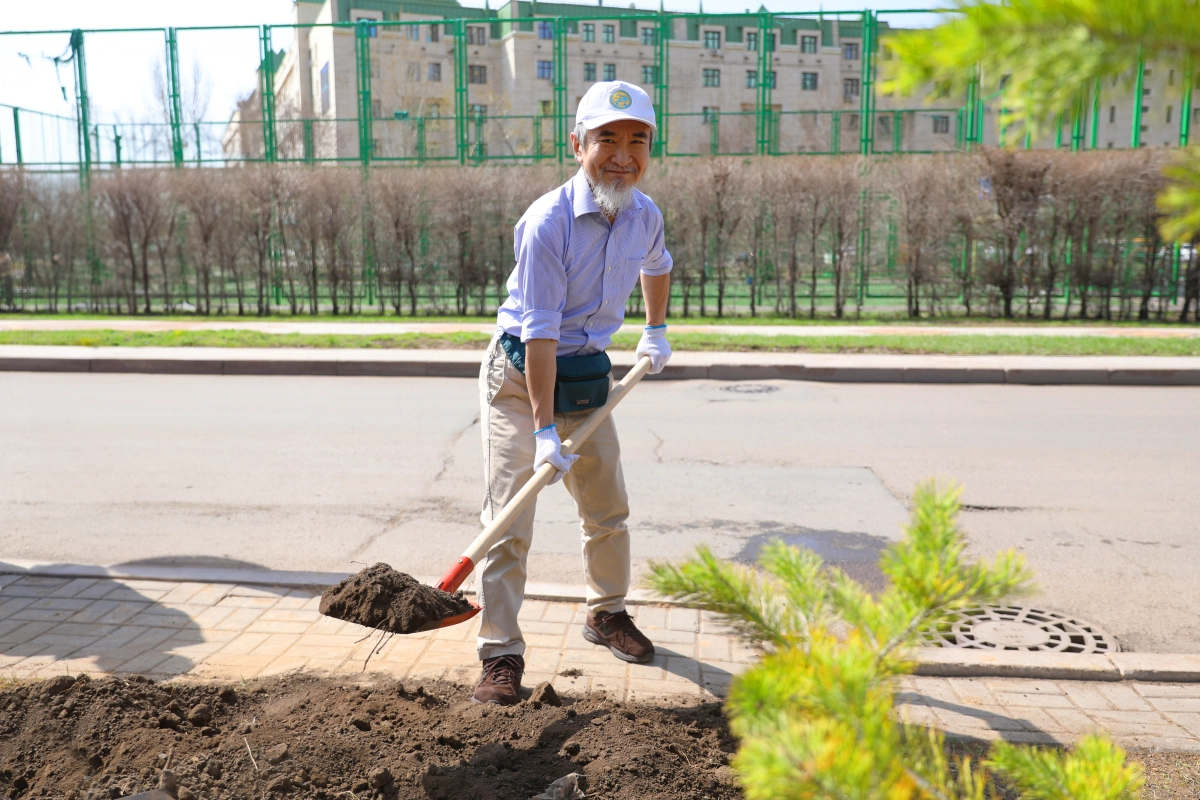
[2,372,1198,653]
[3,319,1199,338]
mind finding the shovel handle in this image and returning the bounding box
[436,356,654,593]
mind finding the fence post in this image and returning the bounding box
[553,16,567,164]
[1070,89,1084,151]
[858,10,875,155]
[165,27,185,167]
[11,108,22,165]
[69,29,100,306]
[258,26,277,163]
[1181,52,1194,147]
[1131,51,1144,148]
[755,10,773,155]
[654,9,669,158]
[355,20,373,168]
[453,19,469,165]
[1088,77,1101,149]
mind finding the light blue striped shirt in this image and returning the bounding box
[497,169,673,356]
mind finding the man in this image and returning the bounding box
[472,81,673,705]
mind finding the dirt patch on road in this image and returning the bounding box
[319,563,475,635]
[0,673,740,799]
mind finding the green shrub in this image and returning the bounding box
[647,480,1144,800]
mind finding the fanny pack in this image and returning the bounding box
[499,332,611,414]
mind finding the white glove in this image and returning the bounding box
[635,325,672,375]
[534,424,579,485]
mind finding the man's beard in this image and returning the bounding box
[589,173,636,217]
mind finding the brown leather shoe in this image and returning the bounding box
[583,610,655,664]
[471,654,524,705]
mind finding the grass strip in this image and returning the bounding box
[3,328,1200,356]
[1,312,1193,328]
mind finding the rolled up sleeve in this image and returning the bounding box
[513,214,568,342]
[639,209,673,277]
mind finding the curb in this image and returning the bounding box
[3,352,1200,386]
[911,648,1200,684]
[4,561,1199,683]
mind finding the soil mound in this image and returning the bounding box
[319,563,475,634]
[0,673,740,799]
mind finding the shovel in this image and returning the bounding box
[424,355,655,631]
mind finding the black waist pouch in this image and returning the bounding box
[499,332,611,414]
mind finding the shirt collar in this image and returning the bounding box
[571,168,645,221]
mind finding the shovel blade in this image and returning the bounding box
[415,601,481,633]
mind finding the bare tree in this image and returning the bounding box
[823,156,863,319]
[982,149,1050,319]
[99,169,166,314]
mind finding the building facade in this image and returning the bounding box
[222,0,1197,163]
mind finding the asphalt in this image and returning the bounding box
[4,344,1200,385]
[4,371,1199,654]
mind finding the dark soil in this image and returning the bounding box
[319,564,475,635]
[0,673,740,800]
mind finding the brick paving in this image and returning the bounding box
[2,573,1200,751]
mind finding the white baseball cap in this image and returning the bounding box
[575,81,657,132]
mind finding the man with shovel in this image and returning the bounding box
[473,81,673,705]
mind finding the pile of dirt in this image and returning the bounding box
[319,563,475,635]
[0,673,740,799]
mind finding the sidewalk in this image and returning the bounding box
[3,570,1200,751]
[4,345,1200,385]
[3,319,1199,339]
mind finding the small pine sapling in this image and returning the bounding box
[647,480,1144,800]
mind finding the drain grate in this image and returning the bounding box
[719,383,780,394]
[921,604,1118,655]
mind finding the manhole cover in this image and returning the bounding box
[719,383,779,394]
[921,605,1118,654]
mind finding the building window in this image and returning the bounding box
[537,60,553,80]
[802,72,818,91]
[320,62,330,114]
[468,65,487,84]
[746,32,757,51]
[745,70,757,89]
[428,24,440,43]
[932,115,950,134]
[603,25,615,44]
[843,77,860,102]
[372,99,381,117]
[848,114,859,131]
[603,63,616,81]
[540,100,554,115]
[704,30,721,50]
[582,23,595,43]
[406,25,420,41]
[843,41,859,60]
[702,106,719,123]
[467,26,487,46]
[878,115,892,137]
[1167,106,1173,123]
[584,62,597,81]
[703,68,721,87]
[406,62,420,81]
[642,65,658,84]
[801,35,817,53]
[762,71,775,88]
[764,33,775,51]
[427,102,441,116]
[641,27,656,46]
[370,59,380,79]
[1109,105,1116,124]
[428,62,442,82]
[538,21,553,40]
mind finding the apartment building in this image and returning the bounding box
[223,0,1195,162]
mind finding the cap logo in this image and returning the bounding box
[609,90,632,110]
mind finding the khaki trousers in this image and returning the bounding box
[476,333,631,660]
